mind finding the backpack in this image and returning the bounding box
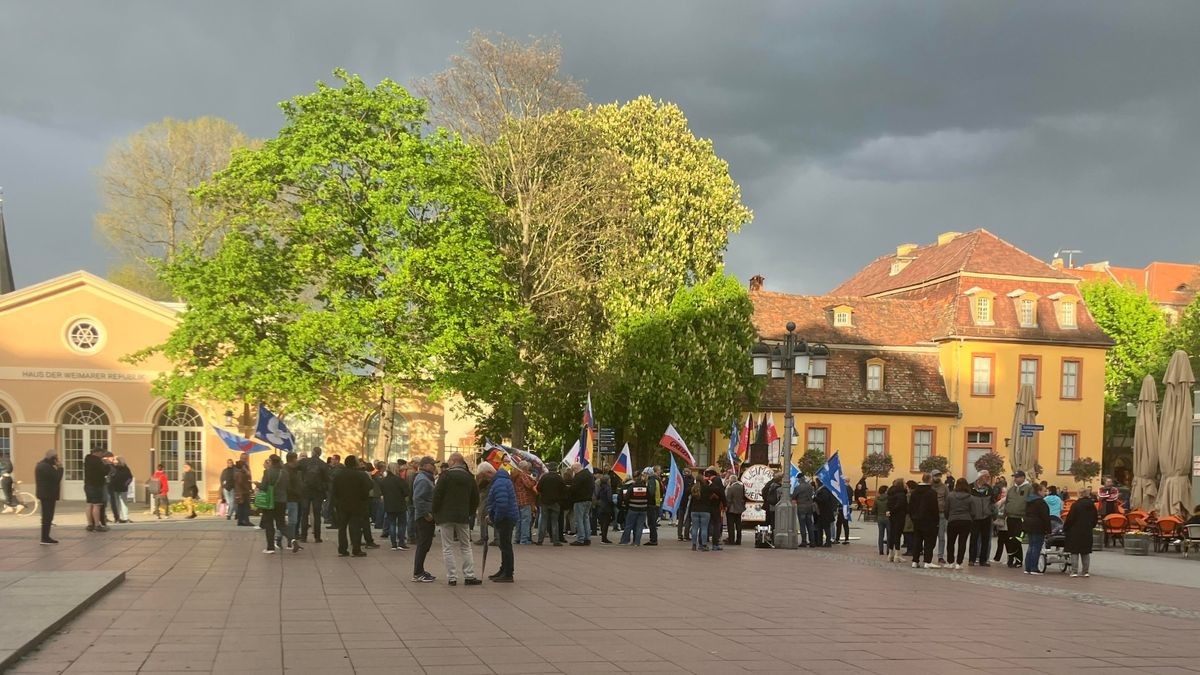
[303,458,327,492]
[762,481,780,505]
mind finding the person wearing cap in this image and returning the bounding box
[968,471,995,567]
[1003,470,1032,567]
[931,470,949,565]
[791,471,815,547]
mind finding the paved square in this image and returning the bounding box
[3,512,1200,674]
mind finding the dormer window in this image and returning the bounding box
[1007,290,1039,328]
[975,296,991,323]
[866,359,884,391]
[1049,292,1079,329]
[964,287,995,326]
[831,304,854,327]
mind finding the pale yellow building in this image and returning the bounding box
[728,230,1111,489]
[0,271,461,501]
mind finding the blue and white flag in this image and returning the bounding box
[726,418,740,473]
[789,462,800,491]
[662,455,684,517]
[815,451,853,518]
[254,404,294,452]
[213,426,271,454]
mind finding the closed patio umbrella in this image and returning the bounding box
[1130,375,1159,511]
[1010,384,1038,475]
[1156,350,1195,519]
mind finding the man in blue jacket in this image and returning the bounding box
[486,466,519,582]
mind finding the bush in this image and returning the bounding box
[169,500,216,514]
[974,451,1005,477]
[1069,457,1101,485]
[918,455,950,475]
[797,448,826,476]
[861,452,893,491]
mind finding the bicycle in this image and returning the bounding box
[1,480,39,517]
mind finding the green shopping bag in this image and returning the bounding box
[253,484,275,510]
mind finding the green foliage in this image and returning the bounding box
[1166,294,1200,377]
[797,448,826,477]
[169,500,215,514]
[108,261,174,301]
[607,274,760,460]
[861,452,894,479]
[1080,280,1169,438]
[918,455,950,475]
[974,451,1006,477]
[1069,457,1102,485]
[134,70,518,413]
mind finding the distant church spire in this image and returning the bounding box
[0,188,14,294]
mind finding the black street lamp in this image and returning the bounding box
[751,321,829,549]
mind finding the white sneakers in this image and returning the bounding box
[925,563,942,569]
[954,563,962,570]
[912,562,919,568]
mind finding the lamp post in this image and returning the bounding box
[751,321,829,549]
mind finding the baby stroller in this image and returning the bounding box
[1037,516,1074,574]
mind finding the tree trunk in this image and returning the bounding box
[373,383,395,463]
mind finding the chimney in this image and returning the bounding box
[749,275,764,292]
[896,243,918,257]
[936,231,962,246]
[1051,257,1064,270]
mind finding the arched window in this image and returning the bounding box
[0,405,12,467]
[288,412,326,454]
[157,405,204,481]
[60,401,110,481]
[364,411,410,463]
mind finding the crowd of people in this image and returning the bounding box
[870,469,1106,576]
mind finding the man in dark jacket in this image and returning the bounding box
[220,459,237,520]
[331,455,374,557]
[411,457,437,582]
[570,462,595,546]
[535,466,565,546]
[676,470,694,541]
[1022,484,1052,575]
[486,467,519,582]
[83,447,108,532]
[380,462,411,550]
[1063,487,1098,577]
[35,449,64,544]
[432,452,481,586]
[813,479,839,547]
[908,474,941,568]
[968,471,995,567]
[791,474,816,547]
[297,447,330,542]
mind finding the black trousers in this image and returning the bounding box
[599,512,612,541]
[947,520,972,564]
[298,495,323,540]
[726,512,742,544]
[887,512,905,550]
[413,517,435,576]
[495,518,515,577]
[337,511,367,554]
[649,507,660,543]
[262,506,287,551]
[41,498,56,541]
[913,520,938,564]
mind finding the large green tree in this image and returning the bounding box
[134,71,518,459]
[1080,280,1169,442]
[606,274,760,468]
[1166,293,1200,376]
[421,35,754,453]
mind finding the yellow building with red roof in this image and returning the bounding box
[725,230,1111,487]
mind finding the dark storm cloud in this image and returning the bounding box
[1,1,1198,291]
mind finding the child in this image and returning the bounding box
[151,464,170,518]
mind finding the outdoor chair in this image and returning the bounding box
[1155,517,1184,552]
[1183,524,1200,559]
[1102,514,1127,548]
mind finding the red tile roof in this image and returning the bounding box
[1066,261,1199,308]
[750,291,941,347]
[756,349,958,416]
[830,229,1076,297]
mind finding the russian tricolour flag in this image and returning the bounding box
[214,426,271,454]
[612,443,632,481]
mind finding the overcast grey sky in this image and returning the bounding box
[2,1,1198,293]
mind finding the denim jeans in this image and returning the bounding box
[1024,533,1045,573]
[876,516,889,554]
[285,501,299,541]
[406,505,415,543]
[625,510,647,545]
[691,511,711,549]
[971,519,992,563]
[517,505,532,544]
[573,502,591,543]
[537,504,561,543]
[937,515,948,559]
[222,488,235,518]
[439,523,477,582]
[385,511,407,548]
[798,512,814,546]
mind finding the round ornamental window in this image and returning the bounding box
[68,321,102,352]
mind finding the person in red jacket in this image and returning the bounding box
[151,464,170,519]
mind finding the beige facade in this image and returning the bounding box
[0,272,459,501]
